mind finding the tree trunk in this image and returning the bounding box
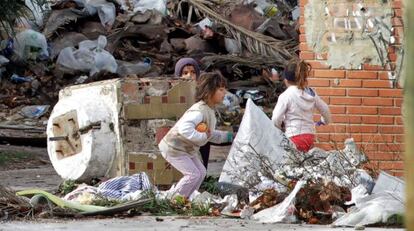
[405,0,414,229]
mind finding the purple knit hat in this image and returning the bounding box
[174,58,201,79]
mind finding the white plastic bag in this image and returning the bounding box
[14,29,49,60]
[57,35,117,76]
[252,180,306,223]
[117,0,167,15]
[74,0,116,28]
[333,192,404,227]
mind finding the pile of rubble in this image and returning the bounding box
[0,0,299,141]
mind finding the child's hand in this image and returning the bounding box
[206,129,212,138]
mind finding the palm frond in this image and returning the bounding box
[187,0,298,63]
[0,0,48,39]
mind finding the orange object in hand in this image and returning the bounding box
[195,122,208,132]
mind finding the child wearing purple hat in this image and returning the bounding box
[174,58,201,80]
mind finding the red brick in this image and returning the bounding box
[316,125,347,133]
[329,106,346,114]
[395,117,404,125]
[314,88,346,96]
[330,134,362,142]
[122,82,138,100]
[361,134,395,143]
[332,79,362,87]
[347,71,378,79]
[299,42,311,51]
[396,135,404,143]
[360,143,378,151]
[299,26,306,34]
[379,126,404,134]
[378,161,404,170]
[388,53,398,62]
[362,80,392,88]
[379,144,405,152]
[394,27,404,37]
[362,64,385,71]
[316,134,330,142]
[299,0,308,7]
[392,17,403,26]
[395,98,403,107]
[378,72,393,80]
[299,34,306,41]
[308,61,330,69]
[379,107,401,115]
[361,116,394,124]
[331,97,361,105]
[314,143,338,151]
[392,0,402,9]
[331,115,362,124]
[314,70,345,78]
[391,171,404,177]
[367,152,402,161]
[347,107,378,115]
[379,89,403,97]
[348,89,378,97]
[348,125,378,133]
[299,51,315,60]
[315,53,328,60]
[320,96,330,104]
[129,162,135,170]
[362,98,393,106]
[394,8,403,17]
[308,78,330,87]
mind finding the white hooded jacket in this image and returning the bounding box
[272,86,331,137]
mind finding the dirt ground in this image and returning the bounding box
[0,144,231,191]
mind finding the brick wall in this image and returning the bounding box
[299,0,404,176]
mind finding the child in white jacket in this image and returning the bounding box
[272,59,331,152]
[159,72,233,198]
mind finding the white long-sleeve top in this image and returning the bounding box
[159,101,231,158]
[177,110,231,146]
[272,86,331,137]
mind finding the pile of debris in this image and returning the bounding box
[0,0,299,140]
[0,99,405,228]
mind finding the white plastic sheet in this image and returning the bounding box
[333,192,404,227]
[219,99,292,187]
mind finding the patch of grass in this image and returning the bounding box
[91,195,123,207]
[0,151,31,166]
[386,214,405,226]
[191,202,211,216]
[200,176,219,195]
[141,191,211,216]
[58,180,78,195]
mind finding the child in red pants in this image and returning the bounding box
[272,59,331,152]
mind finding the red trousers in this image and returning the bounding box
[290,134,315,152]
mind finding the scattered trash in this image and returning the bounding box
[57,35,117,76]
[14,29,49,61]
[97,173,153,200]
[252,180,306,223]
[10,74,34,84]
[20,105,50,118]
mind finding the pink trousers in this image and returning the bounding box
[165,154,206,198]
